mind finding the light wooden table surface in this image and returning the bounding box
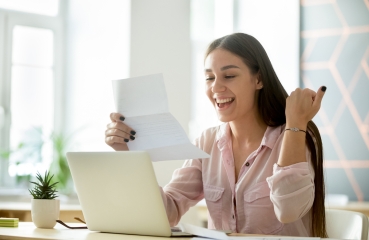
[0,222,346,240]
[0,222,197,240]
[1,201,369,226]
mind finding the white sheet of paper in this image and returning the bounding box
[112,73,210,161]
[180,223,229,240]
[181,223,321,240]
[191,237,320,240]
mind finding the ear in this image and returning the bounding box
[256,73,263,89]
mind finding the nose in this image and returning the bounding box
[211,78,226,93]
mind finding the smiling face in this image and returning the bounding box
[205,48,263,123]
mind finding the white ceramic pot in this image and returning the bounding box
[31,199,60,229]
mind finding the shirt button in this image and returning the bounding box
[245,162,250,167]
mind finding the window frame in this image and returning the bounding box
[0,6,64,187]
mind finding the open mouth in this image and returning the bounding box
[215,98,235,108]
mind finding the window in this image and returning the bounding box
[9,26,54,181]
[0,2,63,187]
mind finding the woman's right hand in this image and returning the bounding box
[105,113,136,151]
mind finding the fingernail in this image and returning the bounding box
[124,138,129,142]
[321,86,327,92]
[130,135,135,140]
[130,130,136,135]
[120,116,125,121]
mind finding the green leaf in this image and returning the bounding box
[28,171,59,199]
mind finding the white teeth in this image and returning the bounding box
[216,98,234,103]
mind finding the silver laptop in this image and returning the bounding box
[66,151,191,237]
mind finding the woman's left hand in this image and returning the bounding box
[285,86,326,129]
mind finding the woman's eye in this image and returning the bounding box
[225,75,235,79]
[206,77,215,81]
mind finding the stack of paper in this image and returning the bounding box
[0,218,19,227]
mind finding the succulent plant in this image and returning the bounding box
[29,171,58,199]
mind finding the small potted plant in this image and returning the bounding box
[29,171,60,228]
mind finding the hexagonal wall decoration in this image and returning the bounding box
[301,0,369,201]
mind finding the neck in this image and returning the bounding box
[229,113,268,147]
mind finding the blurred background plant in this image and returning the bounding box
[0,127,77,195]
[0,127,45,187]
[48,131,74,195]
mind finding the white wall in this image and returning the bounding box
[129,0,201,226]
[129,0,192,187]
[64,0,131,151]
[236,0,300,95]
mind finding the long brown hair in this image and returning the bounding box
[205,33,327,238]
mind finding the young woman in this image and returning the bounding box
[105,33,327,237]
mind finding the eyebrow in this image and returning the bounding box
[205,65,240,72]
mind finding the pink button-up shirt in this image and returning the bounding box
[160,123,315,236]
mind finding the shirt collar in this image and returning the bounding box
[261,125,283,149]
[216,122,283,150]
[216,123,231,151]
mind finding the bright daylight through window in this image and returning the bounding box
[0,0,61,188]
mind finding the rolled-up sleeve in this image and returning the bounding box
[266,154,315,224]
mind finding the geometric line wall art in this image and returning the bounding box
[301,0,369,201]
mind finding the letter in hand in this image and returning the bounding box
[105,112,136,151]
[285,86,327,129]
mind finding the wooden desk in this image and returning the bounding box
[0,222,343,240]
[0,222,195,240]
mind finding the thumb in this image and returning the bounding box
[313,86,327,108]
